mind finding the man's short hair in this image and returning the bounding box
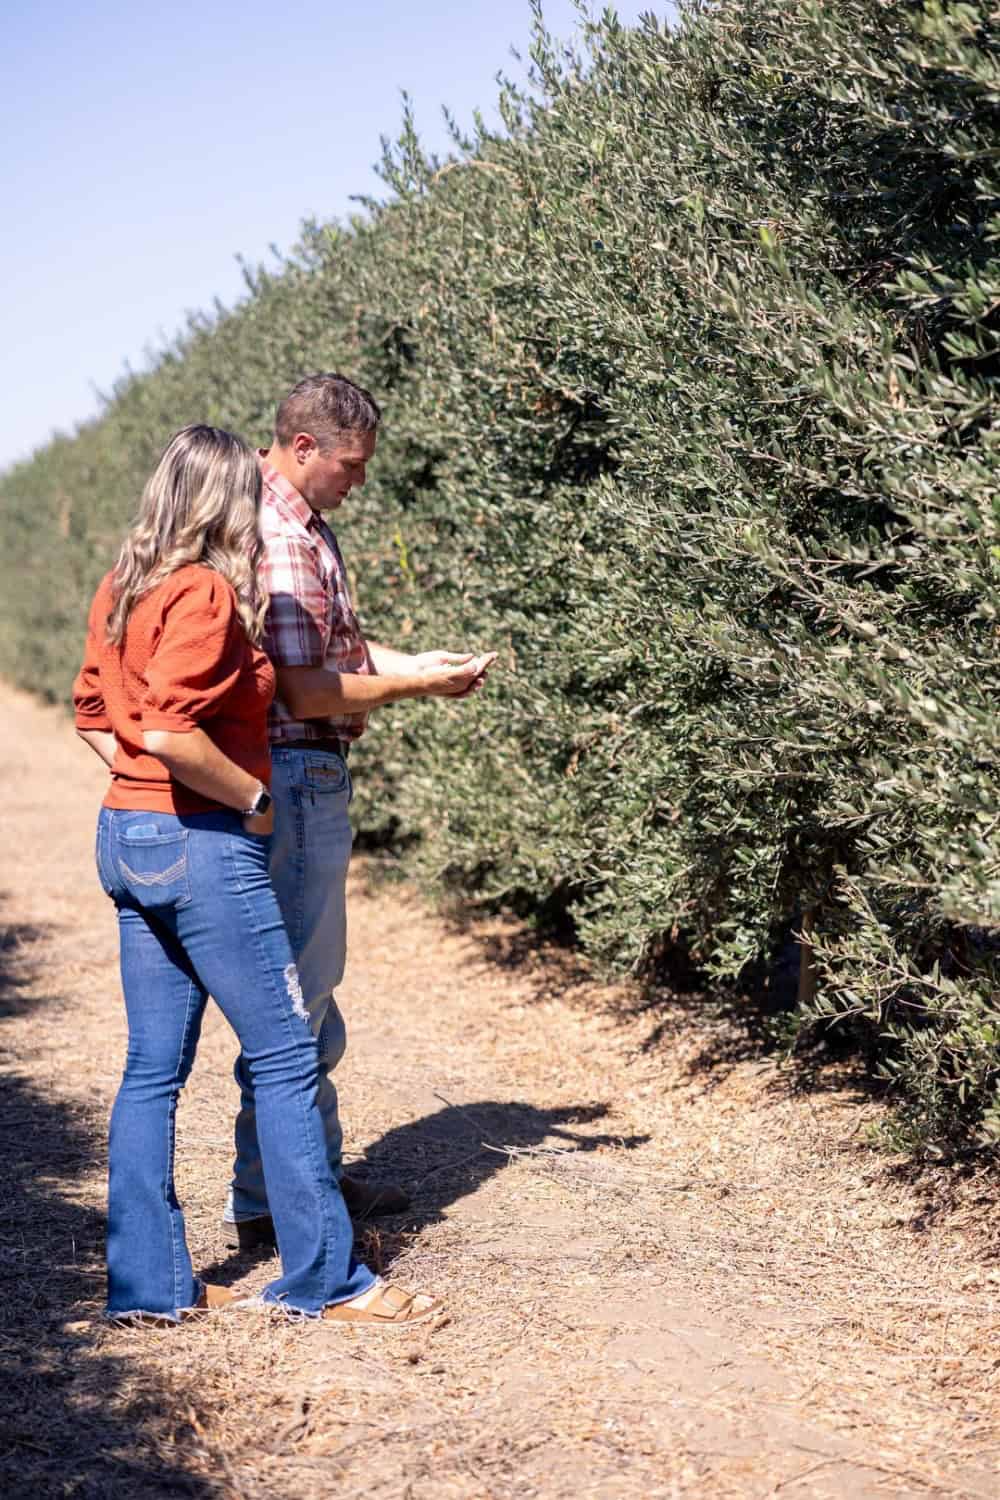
[274,373,382,451]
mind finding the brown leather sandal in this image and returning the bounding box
[189,1284,235,1316]
[109,1282,233,1328]
[322,1283,443,1328]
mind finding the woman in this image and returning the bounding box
[73,424,437,1327]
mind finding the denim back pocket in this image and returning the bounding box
[95,815,116,898]
[116,825,192,910]
[302,758,350,798]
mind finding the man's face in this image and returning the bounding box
[297,430,377,511]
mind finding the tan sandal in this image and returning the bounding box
[108,1282,233,1328]
[322,1283,443,1328]
[189,1283,235,1316]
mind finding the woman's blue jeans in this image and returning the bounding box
[96,806,375,1320]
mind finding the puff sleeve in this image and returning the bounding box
[72,585,113,731]
[140,571,245,732]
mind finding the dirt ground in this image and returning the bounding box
[2,680,999,1500]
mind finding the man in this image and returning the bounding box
[224,373,493,1248]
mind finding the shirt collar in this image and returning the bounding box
[257,450,320,533]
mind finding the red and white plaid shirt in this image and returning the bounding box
[258,451,372,745]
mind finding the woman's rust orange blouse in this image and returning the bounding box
[73,564,275,814]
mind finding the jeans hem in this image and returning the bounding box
[257,1271,380,1320]
[105,1277,204,1325]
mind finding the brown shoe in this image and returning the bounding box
[224,1177,408,1250]
[228,1215,278,1253]
[340,1174,411,1219]
[322,1282,442,1328]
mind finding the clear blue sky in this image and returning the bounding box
[1,1,665,473]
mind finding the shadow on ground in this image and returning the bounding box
[356,1098,651,1272]
[459,911,888,1110]
[374,1096,645,1196]
[201,1097,650,1283]
[619,950,889,1117]
[412,889,1000,1252]
[0,905,226,1499]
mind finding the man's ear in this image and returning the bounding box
[291,432,317,465]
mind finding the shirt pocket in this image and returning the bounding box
[116,826,192,910]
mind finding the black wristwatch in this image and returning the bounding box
[243,784,272,818]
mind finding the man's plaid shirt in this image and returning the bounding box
[258,452,372,745]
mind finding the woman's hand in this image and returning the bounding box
[143,729,271,823]
[242,804,275,837]
[76,728,118,768]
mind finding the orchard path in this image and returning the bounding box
[2,680,999,1500]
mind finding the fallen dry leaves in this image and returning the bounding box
[1,682,999,1499]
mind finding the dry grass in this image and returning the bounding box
[2,680,1000,1499]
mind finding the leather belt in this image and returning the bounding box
[276,736,350,759]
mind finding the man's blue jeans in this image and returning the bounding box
[97,806,374,1319]
[227,747,353,1223]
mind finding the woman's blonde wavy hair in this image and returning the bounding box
[106,425,267,646]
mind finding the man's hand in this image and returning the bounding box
[412,650,476,672]
[417,654,497,698]
[414,650,498,698]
